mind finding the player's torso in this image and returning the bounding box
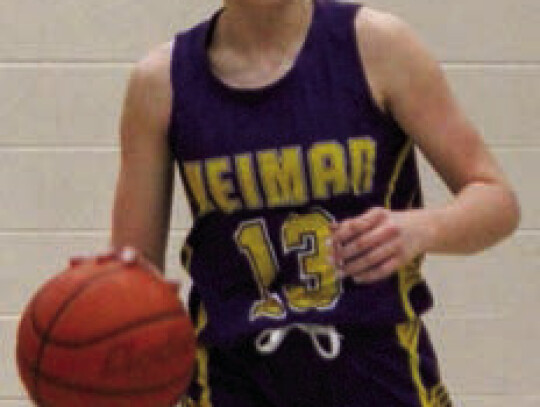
[168,0,432,347]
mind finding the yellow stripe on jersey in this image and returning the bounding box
[180,243,193,276]
[385,137,423,321]
[384,138,430,406]
[384,138,413,209]
[385,137,422,318]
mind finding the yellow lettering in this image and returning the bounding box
[257,147,308,207]
[235,154,263,209]
[308,142,349,199]
[183,161,214,216]
[348,137,377,194]
[206,158,242,213]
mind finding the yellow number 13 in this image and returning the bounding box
[234,209,342,321]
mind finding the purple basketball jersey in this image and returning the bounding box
[168,0,433,347]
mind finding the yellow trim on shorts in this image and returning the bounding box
[429,383,453,406]
[181,303,212,407]
[196,345,212,407]
[397,257,429,406]
[195,302,212,407]
[180,244,212,407]
[396,319,430,407]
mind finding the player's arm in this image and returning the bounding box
[332,9,520,282]
[111,43,174,272]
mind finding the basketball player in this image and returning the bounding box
[111,0,520,405]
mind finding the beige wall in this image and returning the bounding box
[1,0,538,405]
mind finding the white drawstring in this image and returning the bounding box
[255,324,343,360]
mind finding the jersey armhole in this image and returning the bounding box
[350,6,394,122]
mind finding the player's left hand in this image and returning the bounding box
[329,207,429,284]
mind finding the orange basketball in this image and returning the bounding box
[16,253,196,407]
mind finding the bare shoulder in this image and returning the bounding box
[354,7,429,65]
[353,7,438,111]
[122,42,174,138]
[355,7,414,39]
[129,42,173,101]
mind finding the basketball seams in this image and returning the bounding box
[31,266,132,405]
[18,260,195,406]
[29,265,163,336]
[31,308,185,348]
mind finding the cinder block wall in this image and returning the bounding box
[1,1,537,405]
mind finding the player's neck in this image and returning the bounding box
[216,0,313,60]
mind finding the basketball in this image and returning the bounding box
[16,252,196,407]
